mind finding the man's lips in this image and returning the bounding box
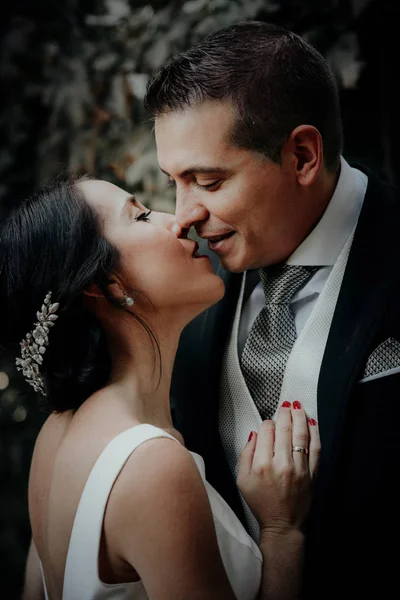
[205,232,235,254]
[202,232,234,243]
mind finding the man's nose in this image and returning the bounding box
[157,211,188,239]
[175,190,208,231]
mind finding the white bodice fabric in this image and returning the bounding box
[41,424,262,600]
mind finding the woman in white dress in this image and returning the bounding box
[0,176,319,600]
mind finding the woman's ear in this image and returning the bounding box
[83,283,106,299]
[83,280,125,302]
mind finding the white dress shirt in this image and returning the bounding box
[238,157,368,355]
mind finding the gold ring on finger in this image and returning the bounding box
[292,446,308,454]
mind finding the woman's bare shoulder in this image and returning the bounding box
[109,435,197,512]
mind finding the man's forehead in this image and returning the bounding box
[154,103,237,174]
[155,102,234,145]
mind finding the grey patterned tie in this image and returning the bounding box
[241,264,317,420]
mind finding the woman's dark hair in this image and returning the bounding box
[144,21,343,172]
[0,175,157,413]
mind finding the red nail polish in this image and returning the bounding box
[282,401,291,408]
[293,400,301,410]
[309,418,317,426]
[248,431,255,442]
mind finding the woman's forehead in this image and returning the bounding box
[78,179,129,214]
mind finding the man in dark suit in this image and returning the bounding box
[145,21,400,599]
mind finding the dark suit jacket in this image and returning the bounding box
[171,167,400,599]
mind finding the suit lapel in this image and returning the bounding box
[171,245,245,519]
[317,173,400,490]
[196,262,245,517]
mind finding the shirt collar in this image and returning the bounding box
[286,157,368,267]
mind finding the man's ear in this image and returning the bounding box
[285,125,323,186]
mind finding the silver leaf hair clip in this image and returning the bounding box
[15,291,59,396]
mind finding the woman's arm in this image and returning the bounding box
[21,538,45,600]
[238,402,321,600]
[105,437,237,600]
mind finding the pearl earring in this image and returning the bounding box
[124,294,134,307]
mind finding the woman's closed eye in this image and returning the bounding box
[135,210,152,223]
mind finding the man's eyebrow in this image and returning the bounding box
[160,166,229,178]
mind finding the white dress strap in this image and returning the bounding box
[62,424,179,600]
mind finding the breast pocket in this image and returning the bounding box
[359,337,400,382]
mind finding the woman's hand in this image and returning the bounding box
[237,401,320,534]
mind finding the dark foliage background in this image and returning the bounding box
[0,0,398,597]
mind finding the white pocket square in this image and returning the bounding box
[360,337,400,382]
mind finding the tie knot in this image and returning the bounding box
[259,264,316,304]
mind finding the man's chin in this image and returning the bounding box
[207,236,251,273]
[217,254,247,274]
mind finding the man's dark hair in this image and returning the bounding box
[145,21,343,171]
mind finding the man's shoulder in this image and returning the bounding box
[352,163,400,236]
[352,161,399,201]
